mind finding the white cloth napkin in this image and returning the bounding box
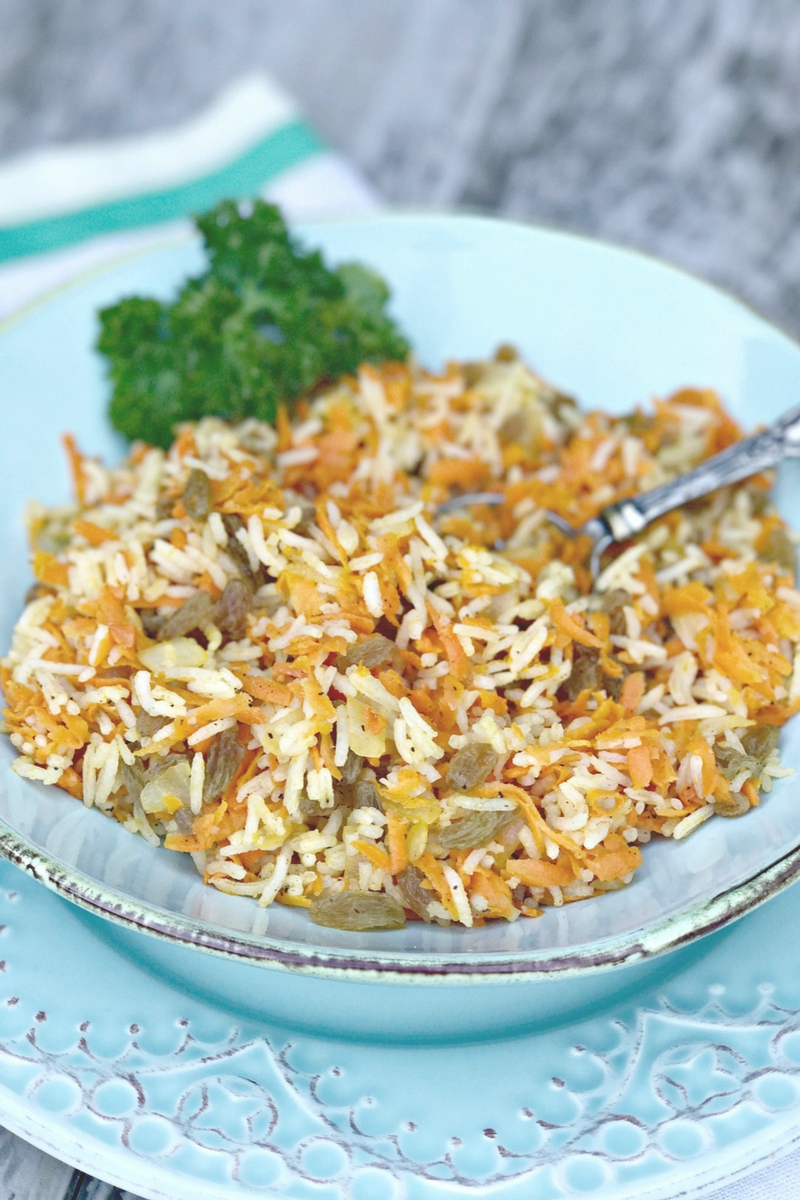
[707,1148,800,1199]
[0,69,798,1200]
[0,72,379,324]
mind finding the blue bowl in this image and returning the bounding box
[2,213,800,1041]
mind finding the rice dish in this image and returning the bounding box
[3,349,798,929]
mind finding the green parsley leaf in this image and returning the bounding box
[99,199,409,448]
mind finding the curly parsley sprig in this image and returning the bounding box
[98,200,410,448]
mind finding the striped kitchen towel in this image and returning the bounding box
[0,72,379,324]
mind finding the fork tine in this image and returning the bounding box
[434,495,612,584]
[434,491,505,515]
[543,510,578,537]
[544,511,614,581]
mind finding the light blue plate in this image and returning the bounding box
[3,214,800,1196]
[4,854,800,1198]
[2,218,800,1039]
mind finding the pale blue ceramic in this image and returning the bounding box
[2,215,800,1050]
[5,853,800,1198]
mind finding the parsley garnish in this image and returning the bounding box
[98,200,409,448]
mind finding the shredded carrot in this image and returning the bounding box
[417,852,457,917]
[471,866,517,918]
[82,587,136,648]
[73,520,115,547]
[426,457,489,490]
[386,811,409,875]
[742,779,760,807]
[241,676,293,706]
[62,433,87,504]
[353,839,392,871]
[429,607,470,681]
[621,671,645,716]
[627,743,653,789]
[32,551,69,588]
[550,597,602,649]
[511,858,574,888]
[584,833,642,882]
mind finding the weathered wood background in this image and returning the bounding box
[2,1,800,1196]
[3,0,800,335]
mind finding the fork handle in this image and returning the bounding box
[600,403,800,541]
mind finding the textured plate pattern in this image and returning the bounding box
[3,858,800,1200]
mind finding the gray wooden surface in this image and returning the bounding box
[3,2,800,1196]
[3,0,800,336]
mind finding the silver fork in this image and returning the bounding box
[436,402,800,580]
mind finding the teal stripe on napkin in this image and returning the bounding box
[0,120,324,263]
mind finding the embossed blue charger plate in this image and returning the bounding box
[3,214,800,1195]
[4,856,800,1199]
